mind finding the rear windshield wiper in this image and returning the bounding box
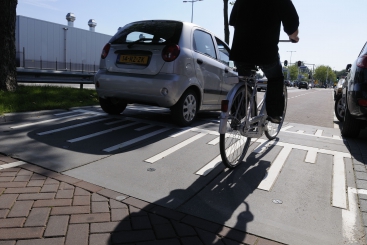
[127,38,154,49]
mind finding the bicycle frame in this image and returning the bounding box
[218,77,269,138]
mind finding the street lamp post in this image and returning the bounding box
[286,51,296,80]
[183,0,203,23]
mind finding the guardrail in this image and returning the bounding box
[16,68,95,89]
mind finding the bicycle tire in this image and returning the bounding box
[220,86,255,169]
[264,85,288,140]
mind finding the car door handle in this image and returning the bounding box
[197,59,203,65]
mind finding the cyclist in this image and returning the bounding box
[229,0,299,123]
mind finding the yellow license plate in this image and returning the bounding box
[118,55,148,65]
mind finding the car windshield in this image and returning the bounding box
[110,21,183,45]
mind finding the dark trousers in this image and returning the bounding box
[235,57,284,117]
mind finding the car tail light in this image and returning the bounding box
[357,55,367,68]
[162,44,180,62]
[357,99,367,107]
[221,100,229,112]
[101,43,111,59]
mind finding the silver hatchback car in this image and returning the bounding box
[94,20,238,126]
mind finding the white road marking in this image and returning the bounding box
[315,129,323,137]
[37,118,109,135]
[258,146,293,191]
[0,161,26,169]
[11,112,92,129]
[281,127,342,141]
[342,187,361,244]
[305,150,318,163]
[281,125,294,131]
[135,124,155,131]
[67,122,139,143]
[170,128,191,138]
[145,133,207,163]
[332,154,347,209]
[105,119,126,125]
[196,139,246,176]
[357,189,367,195]
[103,128,171,152]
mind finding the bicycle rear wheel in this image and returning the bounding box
[220,86,254,168]
[265,84,288,140]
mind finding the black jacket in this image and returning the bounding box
[229,0,299,64]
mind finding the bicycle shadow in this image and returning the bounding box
[107,141,273,244]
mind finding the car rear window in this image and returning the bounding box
[110,21,183,45]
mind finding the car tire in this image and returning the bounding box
[99,97,127,115]
[334,95,344,122]
[171,89,198,127]
[298,87,301,89]
[341,107,361,138]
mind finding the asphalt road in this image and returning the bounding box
[1,87,366,245]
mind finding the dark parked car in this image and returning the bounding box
[334,78,346,121]
[298,81,309,89]
[284,80,291,87]
[340,41,367,137]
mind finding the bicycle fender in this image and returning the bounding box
[219,83,248,134]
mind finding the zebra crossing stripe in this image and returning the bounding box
[0,161,26,169]
[145,133,207,163]
[332,154,347,209]
[67,122,139,143]
[103,128,171,152]
[37,118,109,135]
[257,146,293,191]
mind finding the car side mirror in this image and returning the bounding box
[346,64,352,71]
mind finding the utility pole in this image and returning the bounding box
[287,51,296,66]
[183,0,203,23]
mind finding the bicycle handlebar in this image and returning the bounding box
[279,39,297,43]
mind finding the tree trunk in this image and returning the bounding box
[223,0,230,45]
[0,0,18,92]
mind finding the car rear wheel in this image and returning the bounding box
[341,107,361,138]
[334,95,344,122]
[171,89,198,127]
[99,97,127,115]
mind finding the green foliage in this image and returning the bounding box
[314,65,337,84]
[0,85,99,115]
[283,64,299,80]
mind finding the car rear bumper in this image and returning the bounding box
[94,70,190,107]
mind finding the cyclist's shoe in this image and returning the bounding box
[267,116,282,124]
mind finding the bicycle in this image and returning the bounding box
[218,44,292,168]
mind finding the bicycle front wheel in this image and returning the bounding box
[265,84,288,140]
[220,87,254,168]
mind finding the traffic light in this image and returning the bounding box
[284,60,288,66]
[297,61,302,67]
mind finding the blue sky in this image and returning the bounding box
[17,0,367,71]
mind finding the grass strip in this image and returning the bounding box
[0,85,99,115]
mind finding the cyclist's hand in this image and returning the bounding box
[289,29,299,43]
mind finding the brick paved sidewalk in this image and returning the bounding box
[0,154,284,245]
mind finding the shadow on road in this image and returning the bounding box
[105,143,273,244]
